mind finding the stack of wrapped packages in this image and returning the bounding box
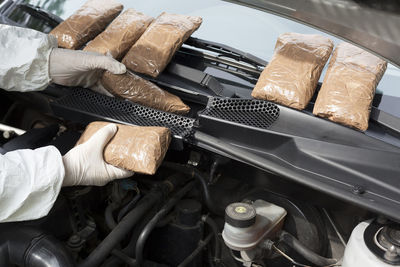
[252,32,387,131]
[50,0,203,115]
[50,0,204,174]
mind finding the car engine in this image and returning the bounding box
[0,96,380,267]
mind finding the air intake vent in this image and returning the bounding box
[200,98,279,129]
[52,88,195,138]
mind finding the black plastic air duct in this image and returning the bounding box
[0,226,74,267]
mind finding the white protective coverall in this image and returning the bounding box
[0,25,131,222]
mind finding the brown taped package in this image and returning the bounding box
[76,122,171,175]
[122,12,202,77]
[313,42,387,131]
[252,33,334,110]
[101,71,190,114]
[84,9,154,60]
[49,0,123,49]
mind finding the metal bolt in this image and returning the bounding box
[86,219,96,228]
[352,185,365,195]
[384,245,399,261]
[377,216,388,225]
[68,235,81,244]
[3,131,15,139]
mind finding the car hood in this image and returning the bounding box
[224,0,400,68]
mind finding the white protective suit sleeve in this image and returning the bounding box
[0,146,64,222]
[0,25,63,222]
[0,24,57,92]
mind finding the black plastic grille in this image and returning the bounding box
[200,98,279,129]
[53,88,195,138]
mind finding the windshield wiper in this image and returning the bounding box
[16,3,63,27]
[185,37,267,69]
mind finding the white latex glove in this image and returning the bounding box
[62,124,133,187]
[49,48,126,88]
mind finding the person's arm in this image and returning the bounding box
[0,146,64,222]
[0,124,132,223]
[0,24,57,92]
[0,24,125,92]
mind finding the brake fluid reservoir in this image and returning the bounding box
[222,200,286,251]
[343,221,400,267]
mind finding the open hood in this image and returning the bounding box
[224,0,400,68]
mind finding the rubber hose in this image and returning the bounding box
[78,189,162,267]
[80,174,189,267]
[162,162,221,215]
[0,226,74,267]
[105,203,118,230]
[135,181,196,267]
[177,233,214,267]
[279,231,337,266]
[204,216,222,262]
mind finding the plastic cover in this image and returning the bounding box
[83,9,153,60]
[251,33,333,110]
[49,0,123,49]
[101,71,190,114]
[76,121,171,175]
[122,12,202,77]
[313,42,387,131]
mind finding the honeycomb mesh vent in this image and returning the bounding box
[201,98,279,129]
[53,88,195,137]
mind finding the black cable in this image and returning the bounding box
[111,249,136,266]
[203,216,222,263]
[177,233,214,267]
[279,231,337,266]
[162,162,222,215]
[135,181,196,267]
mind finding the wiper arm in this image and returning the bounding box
[185,37,267,69]
[17,3,63,27]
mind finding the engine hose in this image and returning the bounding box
[104,202,118,230]
[79,174,189,267]
[177,233,214,267]
[162,162,222,215]
[203,216,222,262]
[0,226,74,267]
[117,193,141,222]
[135,180,196,267]
[78,189,164,267]
[279,231,337,266]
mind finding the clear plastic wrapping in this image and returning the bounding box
[49,0,123,49]
[252,33,334,110]
[313,42,387,131]
[76,121,171,175]
[101,71,190,114]
[83,9,153,60]
[122,12,202,77]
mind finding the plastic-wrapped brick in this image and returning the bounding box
[76,121,171,175]
[122,12,202,77]
[50,0,123,49]
[313,42,387,131]
[252,33,333,110]
[101,71,190,114]
[84,9,153,60]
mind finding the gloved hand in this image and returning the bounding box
[49,48,126,89]
[62,124,133,187]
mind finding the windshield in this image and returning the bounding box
[6,0,400,108]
